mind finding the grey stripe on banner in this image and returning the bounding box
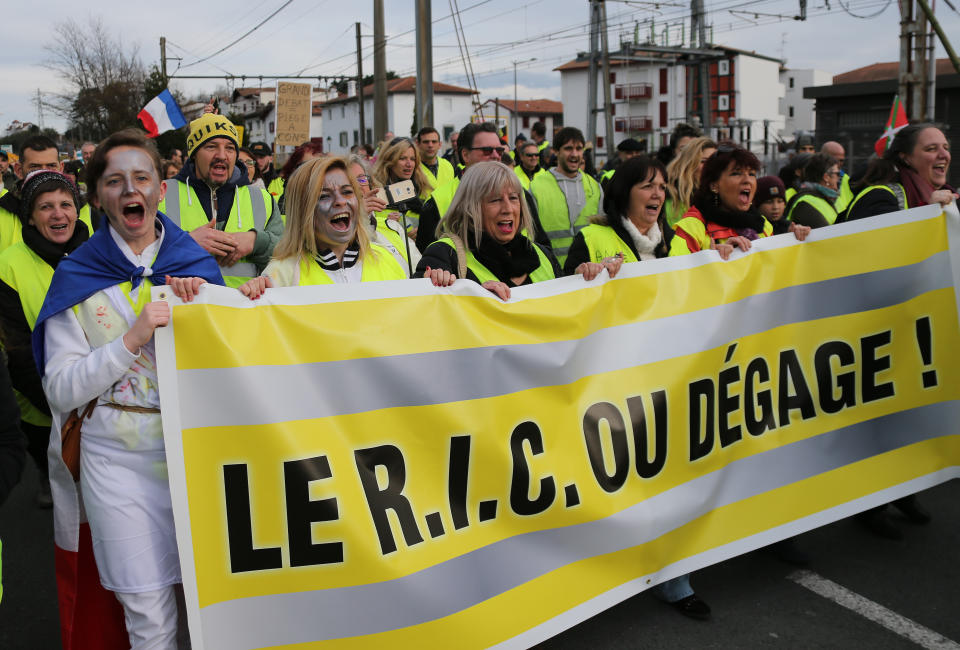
[198,400,960,650]
[176,251,952,430]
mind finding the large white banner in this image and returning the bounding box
[156,204,960,649]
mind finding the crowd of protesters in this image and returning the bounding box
[0,104,954,647]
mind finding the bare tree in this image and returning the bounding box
[44,16,146,141]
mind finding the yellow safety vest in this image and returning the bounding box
[514,166,548,192]
[435,236,555,284]
[420,159,455,197]
[835,173,854,214]
[0,242,54,426]
[159,181,273,288]
[669,208,773,256]
[530,171,601,266]
[267,176,285,200]
[430,177,461,222]
[297,245,406,284]
[846,183,908,217]
[786,193,839,226]
[579,224,639,263]
[785,187,797,203]
[373,211,411,263]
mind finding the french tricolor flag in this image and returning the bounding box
[137,89,187,138]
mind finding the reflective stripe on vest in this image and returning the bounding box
[160,181,269,283]
[435,237,555,284]
[579,224,639,263]
[784,187,797,203]
[787,193,838,225]
[530,172,601,264]
[847,183,908,217]
[296,245,406,284]
[0,242,53,425]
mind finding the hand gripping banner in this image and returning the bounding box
[155,204,960,649]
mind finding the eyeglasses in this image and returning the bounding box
[470,146,507,156]
[241,159,256,167]
[522,152,540,158]
[355,174,370,185]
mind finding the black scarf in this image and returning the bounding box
[469,232,540,285]
[693,198,766,235]
[22,223,89,269]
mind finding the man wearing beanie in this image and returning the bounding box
[159,113,283,287]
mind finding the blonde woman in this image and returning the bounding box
[416,161,560,300]
[372,137,433,238]
[664,137,717,227]
[240,157,406,298]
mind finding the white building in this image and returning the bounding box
[321,77,475,154]
[779,68,832,137]
[556,44,785,167]
[228,86,332,151]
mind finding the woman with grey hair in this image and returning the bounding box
[415,161,560,300]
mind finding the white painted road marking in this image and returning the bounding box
[788,570,960,650]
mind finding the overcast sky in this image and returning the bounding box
[3,0,959,134]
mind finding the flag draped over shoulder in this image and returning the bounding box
[874,95,909,157]
[32,212,224,374]
[138,89,188,138]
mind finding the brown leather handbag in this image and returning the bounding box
[60,399,97,482]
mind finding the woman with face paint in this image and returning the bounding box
[33,129,223,649]
[239,156,407,298]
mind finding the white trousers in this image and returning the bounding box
[115,584,190,649]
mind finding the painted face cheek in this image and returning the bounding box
[316,196,335,216]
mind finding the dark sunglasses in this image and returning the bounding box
[471,146,507,155]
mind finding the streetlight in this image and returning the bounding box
[512,58,537,143]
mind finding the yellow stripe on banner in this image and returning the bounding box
[265,435,960,648]
[183,289,960,608]
[174,217,948,370]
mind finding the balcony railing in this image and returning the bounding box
[613,83,653,101]
[614,117,653,133]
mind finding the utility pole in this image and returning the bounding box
[415,0,434,129]
[35,89,44,130]
[898,0,931,120]
[691,0,712,131]
[373,0,388,143]
[160,37,168,84]
[512,58,536,141]
[356,22,366,146]
[599,0,616,161]
[586,1,600,155]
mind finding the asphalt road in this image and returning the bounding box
[1,459,956,649]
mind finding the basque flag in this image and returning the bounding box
[137,89,187,138]
[874,95,909,157]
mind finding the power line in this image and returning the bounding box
[180,0,296,69]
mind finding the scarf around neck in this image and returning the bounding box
[22,222,89,270]
[694,198,766,237]
[620,217,661,260]
[32,211,225,374]
[469,231,540,285]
